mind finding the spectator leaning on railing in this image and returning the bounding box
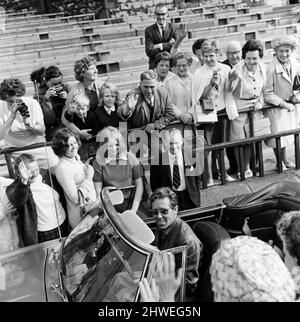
[227,39,267,179]
[264,35,300,170]
[117,70,175,132]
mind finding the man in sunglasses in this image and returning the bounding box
[149,186,202,299]
[145,3,179,69]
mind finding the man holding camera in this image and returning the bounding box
[145,3,179,70]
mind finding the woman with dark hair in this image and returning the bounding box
[227,39,267,179]
[153,51,175,85]
[0,78,58,170]
[62,56,106,142]
[30,66,70,141]
[264,35,300,170]
[53,128,98,229]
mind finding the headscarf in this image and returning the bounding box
[272,35,298,51]
[210,236,296,302]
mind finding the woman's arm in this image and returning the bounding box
[56,164,80,205]
[27,98,45,136]
[93,181,103,198]
[0,113,16,140]
[61,104,81,135]
[131,177,143,213]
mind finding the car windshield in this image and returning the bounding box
[60,188,159,302]
[61,214,149,302]
[0,239,61,302]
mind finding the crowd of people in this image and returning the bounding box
[0,2,300,302]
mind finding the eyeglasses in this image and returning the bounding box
[149,208,170,216]
[227,50,241,55]
[155,12,167,16]
[29,169,40,176]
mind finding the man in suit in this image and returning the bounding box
[117,70,175,132]
[145,3,178,70]
[221,41,242,176]
[150,128,201,211]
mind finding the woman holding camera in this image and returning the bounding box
[30,66,70,141]
[0,78,58,170]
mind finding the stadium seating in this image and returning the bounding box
[0,2,299,98]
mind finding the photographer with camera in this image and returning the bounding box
[30,66,70,141]
[0,78,58,171]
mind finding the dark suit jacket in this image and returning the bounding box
[221,59,233,69]
[150,151,201,208]
[6,169,67,246]
[117,85,175,129]
[145,22,178,69]
[94,104,120,132]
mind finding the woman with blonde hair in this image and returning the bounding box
[93,126,144,215]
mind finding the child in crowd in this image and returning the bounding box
[64,93,98,161]
[94,82,121,131]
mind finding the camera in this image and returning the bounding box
[15,99,31,126]
[52,84,64,97]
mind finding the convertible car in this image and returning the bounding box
[1,181,300,302]
[0,187,187,302]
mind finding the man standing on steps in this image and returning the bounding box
[221,41,242,176]
[145,3,179,70]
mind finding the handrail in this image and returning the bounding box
[1,105,299,182]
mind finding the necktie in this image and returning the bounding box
[161,26,165,41]
[172,157,181,190]
[282,63,290,78]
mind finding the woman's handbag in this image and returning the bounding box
[193,99,217,124]
[244,117,271,137]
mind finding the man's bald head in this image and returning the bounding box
[226,41,242,66]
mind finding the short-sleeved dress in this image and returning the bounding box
[93,151,143,213]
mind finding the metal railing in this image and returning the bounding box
[1,106,299,190]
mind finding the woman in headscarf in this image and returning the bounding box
[264,35,300,170]
[210,236,296,302]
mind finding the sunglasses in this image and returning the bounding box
[149,208,170,216]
